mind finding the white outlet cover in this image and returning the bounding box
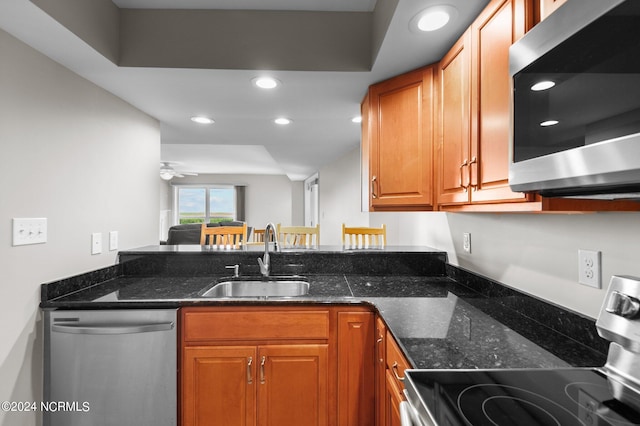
[578,249,601,288]
[463,233,471,253]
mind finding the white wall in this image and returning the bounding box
[322,147,640,319]
[318,148,369,245]
[170,174,299,231]
[0,29,160,425]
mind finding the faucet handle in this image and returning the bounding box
[225,264,240,278]
[257,257,269,276]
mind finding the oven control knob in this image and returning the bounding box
[605,291,640,318]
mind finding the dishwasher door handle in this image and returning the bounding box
[52,322,175,335]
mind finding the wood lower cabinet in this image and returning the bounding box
[384,371,404,426]
[258,344,329,425]
[181,306,374,426]
[337,311,375,426]
[374,318,387,426]
[182,346,256,426]
[374,317,412,426]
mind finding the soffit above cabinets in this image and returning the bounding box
[1,0,489,180]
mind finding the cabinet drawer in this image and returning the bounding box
[182,308,330,342]
[386,332,410,387]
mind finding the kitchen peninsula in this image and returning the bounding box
[41,245,607,425]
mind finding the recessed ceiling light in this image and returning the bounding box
[352,116,363,123]
[531,81,556,91]
[274,117,291,125]
[253,77,280,89]
[540,120,559,127]
[410,5,458,33]
[190,116,214,124]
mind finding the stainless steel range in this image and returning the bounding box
[403,275,640,426]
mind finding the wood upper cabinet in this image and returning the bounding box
[438,0,535,209]
[468,0,533,206]
[437,30,471,206]
[366,65,436,211]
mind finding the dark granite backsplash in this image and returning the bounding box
[446,264,609,356]
[119,250,448,277]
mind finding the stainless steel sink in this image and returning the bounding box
[199,278,309,298]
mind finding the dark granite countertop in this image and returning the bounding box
[41,266,607,370]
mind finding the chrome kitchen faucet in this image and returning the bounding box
[257,222,280,277]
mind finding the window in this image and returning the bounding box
[175,185,243,224]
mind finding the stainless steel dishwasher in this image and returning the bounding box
[43,309,177,426]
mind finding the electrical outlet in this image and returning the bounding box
[463,233,471,253]
[578,249,601,288]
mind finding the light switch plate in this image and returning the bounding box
[91,233,103,255]
[109,231,118,251]
[12,218,47,246]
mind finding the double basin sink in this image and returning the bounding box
[199,276,309,298]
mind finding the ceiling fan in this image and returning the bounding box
[159,162,198,181]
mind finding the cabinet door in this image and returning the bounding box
[470,0,532,205]
[257,344,329,426]
[375,318,387,426]
[337,311,375,426]
[384,370,404,426]
[182,346,256,426]
[369,66,435,210]
[437,31,471,206]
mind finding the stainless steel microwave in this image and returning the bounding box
[509,0,640,199]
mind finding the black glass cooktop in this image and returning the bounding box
[405,368,640,426]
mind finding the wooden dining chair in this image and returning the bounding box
[342,224,386,248]
[277,224,320,248]
[252,229,265,243]
[200,223,247,249]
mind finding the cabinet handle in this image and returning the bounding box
[260,356,266,384]
[460,160,469,192]
[469,156,478,191]
[371,175,378,199]
[392,362,405,382]
[247,357,253,384]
